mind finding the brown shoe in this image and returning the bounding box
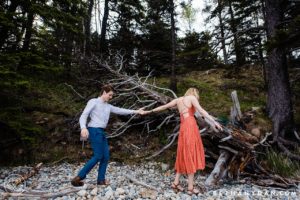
[97,179,110,186]
[71,176,84,187]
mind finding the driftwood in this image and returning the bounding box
[0,185,94,199]
[145,125,180,160]
[124,174,160,192]
[230,90,242,124]
[50,156,69,166]
[240,172,299,189]
[205,150,231,186]
[15,163,43,185]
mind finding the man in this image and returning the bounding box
[71,84,144,186]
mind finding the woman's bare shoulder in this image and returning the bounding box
[175,96,184,101]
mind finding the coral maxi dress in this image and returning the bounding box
[175,98,206,174]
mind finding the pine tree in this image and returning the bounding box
[264,0,299,160]
[140,0,172,74]
[204,0,265,67]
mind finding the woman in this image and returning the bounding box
[142,88,223,195]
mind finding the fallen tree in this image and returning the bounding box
[66,54,299,189]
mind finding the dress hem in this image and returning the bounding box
[175,167,205,174]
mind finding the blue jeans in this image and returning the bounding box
[78,127,109,182]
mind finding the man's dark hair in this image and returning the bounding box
[100,84,114,95]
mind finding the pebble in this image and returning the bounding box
[77,189,87,197]
[115,187,125,195]
[0,162,299,200]
[90,187,98,196]
[161,163,169,171]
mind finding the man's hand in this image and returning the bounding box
[81,128,89,140]
[141,110,152,115]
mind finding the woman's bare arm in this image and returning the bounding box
[190,96,213,120]
[143,99,177,114]
[190,96,223,131]
[152,99,177,112]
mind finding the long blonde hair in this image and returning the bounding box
[184,87,199,100]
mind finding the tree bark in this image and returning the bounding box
[100,0,109,53]
[265,0,297,159]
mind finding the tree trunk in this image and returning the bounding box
[22,1,35,51]
[100,0,109,53]
[217,0,228,65]
[228,0,245,68]
[265,0,298,160]
[169,0,177,92]
[84,0,94,56]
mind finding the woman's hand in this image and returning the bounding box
[214,121,223,132]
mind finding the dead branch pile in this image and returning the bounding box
[67,54,299,189]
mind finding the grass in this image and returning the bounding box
[24,79,84,115]
[265,148,300,178]
[151,65,268,118]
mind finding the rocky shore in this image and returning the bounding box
[0,162,299,200]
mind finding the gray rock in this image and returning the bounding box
[104,188,114,199]
[115,187,125,196]
[139,188,158,199]
[118,195,126,199]
[91,187,98,196]
[161,163,169,171]
[77,189,87,197]
[235,195,250,200]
